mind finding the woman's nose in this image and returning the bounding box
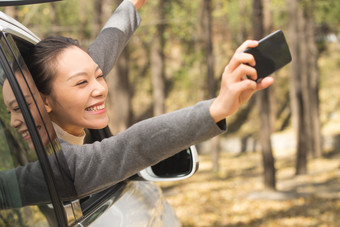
[91,79,108,97]
[10,113,22,129]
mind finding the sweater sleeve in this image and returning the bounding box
[60,100,226,198]
[88,0,141,76]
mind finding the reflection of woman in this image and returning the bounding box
[3,71,56,150]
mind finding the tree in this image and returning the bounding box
[106,0,133,134]
[151,0,166,116]
[252,0,276,190]
[92,0,111,39]
[287,0,321,175]
[4,6,17,19]
[197,0,219,171]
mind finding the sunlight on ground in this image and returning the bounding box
[158,150,340,227]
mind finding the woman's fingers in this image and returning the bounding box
[226,40,258,75]
[234,63,257,81]
[130,0,147,9]
[235,40,259,54]
[226,53,254,74]
[256,76,274,90]
[224,61,257,83]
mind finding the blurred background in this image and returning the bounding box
[2,0,340,226]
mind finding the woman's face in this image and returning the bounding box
[45,46,108,136]
[3,76,52,149]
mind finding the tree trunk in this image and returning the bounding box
[151,0,166,116]
[252,0,276,190]
[288,0,307,174]
[263,0,276,131]
[106,0,133,134]
[287,0,321,175]
[107,48,133,134]
[4,6,17,19]
[305,1,322,158]
[238,0,248,43]
[93,0,111,39]
[197,0,219,171]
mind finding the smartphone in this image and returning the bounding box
[244,30,292,82]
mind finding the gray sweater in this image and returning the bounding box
[88,0,141,76]
[60,100,226,198]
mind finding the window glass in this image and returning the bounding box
[0,33,78,226]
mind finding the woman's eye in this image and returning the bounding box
[76,80,88,86]
[13,107,21,112]
[97,75,104,79]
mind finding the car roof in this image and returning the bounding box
[0,11,39,44]
[0,0,61,6]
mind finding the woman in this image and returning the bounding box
[25,34,273,198]
[28,36,109,145]
[26,0,144,145]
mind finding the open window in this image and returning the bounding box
[0,33,81,226]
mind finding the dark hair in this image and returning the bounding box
[27,35,80,95]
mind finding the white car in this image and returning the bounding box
[0,1,199,226]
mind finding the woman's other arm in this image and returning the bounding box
[88,0,145,76]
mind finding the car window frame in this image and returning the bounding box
[0,32,69,226]
[0,0,61,6]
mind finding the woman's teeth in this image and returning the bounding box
[22,131,29,138]
[86,104,105,112]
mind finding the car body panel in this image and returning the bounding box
[0,11,39,43]
[80,181,180,227]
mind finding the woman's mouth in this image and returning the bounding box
[85,104,106,113]
[21,126,42,141]
[21,130,30,140]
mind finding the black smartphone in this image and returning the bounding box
[244,30,292,82]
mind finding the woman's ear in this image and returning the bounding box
[41,94,53,113]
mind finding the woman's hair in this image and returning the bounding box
[27,35,80,95]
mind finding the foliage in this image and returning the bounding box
[0,0,338,135]
[313,0,340,31]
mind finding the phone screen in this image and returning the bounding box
[244,30,292,82]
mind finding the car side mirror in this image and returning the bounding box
[138,145,199,182]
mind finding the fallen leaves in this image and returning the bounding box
[158,150,340,227]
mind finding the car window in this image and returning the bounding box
[0,33,81,226]
[0,38,59,226]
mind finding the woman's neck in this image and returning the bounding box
[52,122,85,145]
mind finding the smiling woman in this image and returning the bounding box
[27,36,110,144]
[23,0,143,145]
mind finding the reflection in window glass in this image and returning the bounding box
[0,37,58,226]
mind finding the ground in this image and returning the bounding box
[158,145,340,227]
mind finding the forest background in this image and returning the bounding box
[2,0,340,226]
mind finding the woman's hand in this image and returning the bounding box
[209,40,274,123]
[129,0,147,10]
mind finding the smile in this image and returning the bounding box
[86,104,105,112]
[22,131,29,138]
